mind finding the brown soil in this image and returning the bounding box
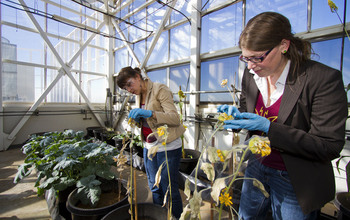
[77,191,126,209]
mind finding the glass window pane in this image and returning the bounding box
[134,40,146,63]
[47,5,79,37]
[147,69,167,85]
[201,3,243,53]
[2,63,36,102]
[311,38,342,71]
[170,23,190,60]
[147,3,167,31]
[169,65,190,101]
[246,0,308,33]
[312,0,347,30]
[200,56,240,103]
[81,74,107,103]
[2,26,45,65]
[125,9,149,42]
[202,0,228,10]
[147,31,168,65]
[115,48,129,73]
[171,0,191,23]
[47,74,78,103]
[1,0,43,28]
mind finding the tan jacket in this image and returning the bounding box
[136,79,185,143]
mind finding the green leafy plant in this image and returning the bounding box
[114,131,142,149]
[14,129,119,207]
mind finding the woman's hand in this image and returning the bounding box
[217,104,242,118]
[128,108,153,122]
[223,112,270,134]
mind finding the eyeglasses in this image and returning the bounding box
[123,78,134,90]
[239,48,274,63]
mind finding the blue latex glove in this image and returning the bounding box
[217,104,242,118]
[223,112,270,134]
[128,108,152,122]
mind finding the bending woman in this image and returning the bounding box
[116,67,184,219]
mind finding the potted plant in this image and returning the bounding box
[113,131,143,157]
[13,129,127,219]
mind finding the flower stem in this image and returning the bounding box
[164,139,173,219]
[194,121,223,191]
[218,147,250,219]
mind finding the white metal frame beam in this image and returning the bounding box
[188,0,202,150]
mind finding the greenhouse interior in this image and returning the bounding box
[1,0,350,219]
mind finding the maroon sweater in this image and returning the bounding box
[254,93,286,170]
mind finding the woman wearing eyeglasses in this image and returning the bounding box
[218,12,347,219]
[116,66,185,219]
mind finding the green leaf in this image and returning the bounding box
[85,147,102,159]
[13,163,34,183]
[210,177,227,205]
[96,169,115,180]
[253,179,269,198]
[37,187,45,196]
[88,187,101,206]
[39,176,59,190]
[53,158,79,170]
[53,177,76,191]
[201,162,215,182]
[77,175,101,188]
[35,171,46,187]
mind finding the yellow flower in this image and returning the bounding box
[178,89,186,99]
[218,112,234,122]
[248,136,271,157]
[328,0,338,12]
[157,125,168,140]
[217,149,225,162]
[128,118,135,127]
[162,141,166,146]
[221,79,228,87]
[128,118,140,128]
[183,124,187,129]
[157,127,165,137]
[219,192,232,207]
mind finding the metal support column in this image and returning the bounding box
[188,0,202,150]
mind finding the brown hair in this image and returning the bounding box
[116,66,142,88]
[239,12,311,80]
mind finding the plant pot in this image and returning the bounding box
[45,186,76,220]
[179,148,201,175]
[101,203,167,220]
[93,128,106,141]
[335,192,350,219]
[66,179,128,220]
[131,145,144,158]
[101,132,116,146]
[114,138,123,150]
[86,127,103,138]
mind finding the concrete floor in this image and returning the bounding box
[0,146,51,220]
[0,146,229,220]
